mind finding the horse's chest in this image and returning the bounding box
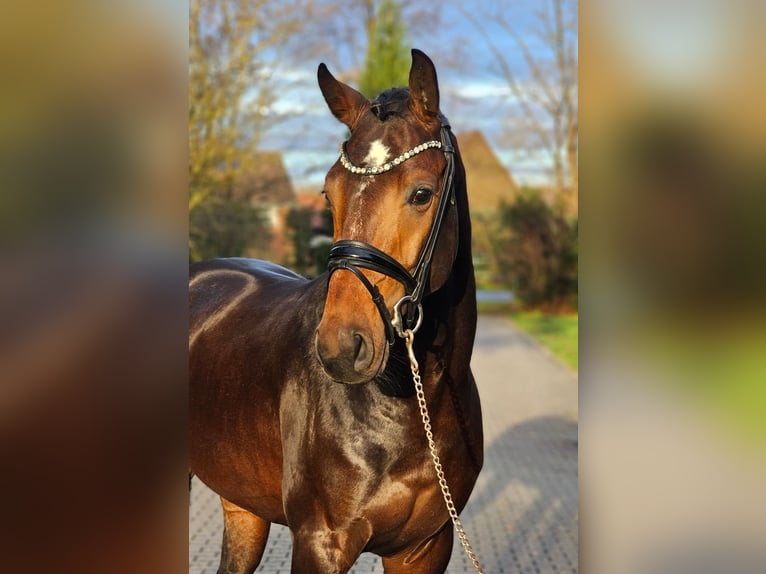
[320,421,445,524]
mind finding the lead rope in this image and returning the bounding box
[403,328,485,574]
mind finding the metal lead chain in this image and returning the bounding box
[403,329,485,574]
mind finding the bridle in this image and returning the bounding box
[326,116,457,344]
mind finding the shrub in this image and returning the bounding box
[494,189,577,311]
[189,197,271,262]
[285,206,333,277]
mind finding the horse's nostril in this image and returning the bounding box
[315,327,377,383]
[353,333,363,357]
[352,332,373,373]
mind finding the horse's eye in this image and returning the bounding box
[409,188,434,206]
[321,190,332,207]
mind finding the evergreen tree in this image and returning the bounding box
[359,0,410,99]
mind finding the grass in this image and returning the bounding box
[508,310,579,371]
[637,319,766,448]
[477,301,763,446]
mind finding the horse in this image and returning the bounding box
[190,49,483,573]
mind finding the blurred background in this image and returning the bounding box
[580,1,766,572]
[2,0,765,572]
[1,1,188,572]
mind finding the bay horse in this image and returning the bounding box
[190,49,483,573]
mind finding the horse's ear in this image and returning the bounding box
[318,63,370,131]
[408,49,440,131]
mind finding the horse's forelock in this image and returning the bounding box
[370,88,410,121]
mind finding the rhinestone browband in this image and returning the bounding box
[338,140,442,175]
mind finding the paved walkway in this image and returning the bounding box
[189,314,578,573]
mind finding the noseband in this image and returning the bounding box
[326,118,457,344]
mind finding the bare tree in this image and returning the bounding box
[463,0,578,213]
[189,0,306,259]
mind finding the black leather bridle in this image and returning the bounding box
[326,117,457,344]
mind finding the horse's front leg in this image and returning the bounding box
[216,497,271,574]
[288,518,371,574]
[381,523,454,574]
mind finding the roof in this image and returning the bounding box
[456,131,518,212]
[233,151,295,205]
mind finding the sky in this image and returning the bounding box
[255,0,573,189]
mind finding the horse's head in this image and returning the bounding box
[315,50,459,384]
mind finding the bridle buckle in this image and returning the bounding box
[392,296,423,338]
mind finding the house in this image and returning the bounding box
[233,151,296,261]
[455,131,519,285]
[455,130,519,212]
